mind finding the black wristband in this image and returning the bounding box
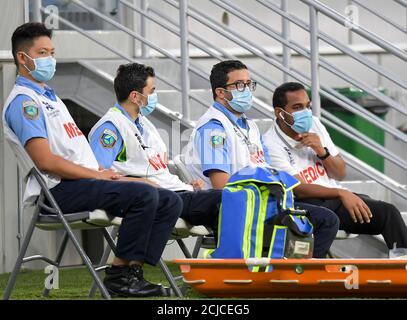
[317,147,330,160]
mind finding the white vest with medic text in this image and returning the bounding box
[89,108,192,191]
[2,85,99,203]
[184,106,268,190]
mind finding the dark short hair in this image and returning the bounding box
[209,60,248,100]
[114,63,155,102]
[272,82,306,109]
[11,22,53,67]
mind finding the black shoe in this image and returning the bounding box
[103,265,170,298]
[128,265,173,297]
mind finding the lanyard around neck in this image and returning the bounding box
[274,122,299,151]
[219,108,251,145]
[219,109,260,155]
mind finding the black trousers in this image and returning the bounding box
[302,193,407,249]
[49,179,183,265]
[177,189,222,231]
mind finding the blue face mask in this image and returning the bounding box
[23,53,56,82]
[225,88,253,113]
[281,109,313,134]
[140,92,158,117]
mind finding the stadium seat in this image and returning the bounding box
[327,230,358,258]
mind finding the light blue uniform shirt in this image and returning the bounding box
[89,102,144,169]
[195,102,271,177]
[5,76,57,146]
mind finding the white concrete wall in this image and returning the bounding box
[0,63,19,274]
[0,0,25,275]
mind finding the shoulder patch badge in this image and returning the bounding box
[100,129,117,148]
[22,101,39,120]
[210,130,226,148]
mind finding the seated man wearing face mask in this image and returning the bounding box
[262,82,407,253]
[89,63,222,233]
[184,60,340,258]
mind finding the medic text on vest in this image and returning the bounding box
[299,161,326,184]
[148,153,168,171]
[64,122,84,139]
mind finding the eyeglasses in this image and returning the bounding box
[224,80,257,92]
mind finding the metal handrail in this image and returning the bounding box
[339,148,407,201]
[40,6,210,115]
[76,60,195,128]
[320,113,407,170]
[164,0,407,145]
[179,0,190,120]
[256,0,407,90]
[352,0,407,33]
[70,0,407,146]
[72,0,275,119]
[120,0,279,90]
[71,0,184,71]
[394,0,407,7]
[211,0,407,118]
[118,0,276,116]
[300,0,407,61]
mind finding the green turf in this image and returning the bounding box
[0,263,207,300]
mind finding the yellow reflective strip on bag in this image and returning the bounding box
[216,204,222,248]
[243,189,255,259]
[265,226,288,272]
[250,184,270,272]
[203,249,213,259]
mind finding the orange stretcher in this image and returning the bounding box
[174,258,407,298]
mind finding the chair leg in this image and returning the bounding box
[192,236,203,258]
[179,236,203,295]
[101,227,118,256]
[42,231,69,297]
[3,212,38,300]
[56,215,111,299]
[158,258,183,298]
[176,239,193,258]
[89,227,118,298]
